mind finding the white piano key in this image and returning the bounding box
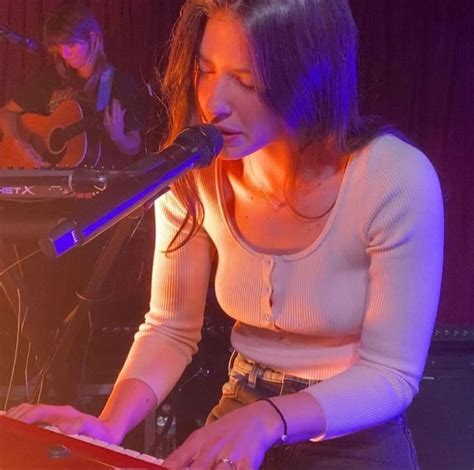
[137,453,164,465]
[105,443,127,453]
[70,433,94,443]
[121,448,141,458]
[43,424,61,433]
[89,438,111,448]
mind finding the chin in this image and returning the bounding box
[218,152,243,161]
[218,145,256,161]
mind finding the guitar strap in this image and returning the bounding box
[96,65,116,111]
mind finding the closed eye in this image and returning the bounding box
[233,75,256,91]
[198,67,215,75]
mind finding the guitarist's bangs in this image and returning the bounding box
[43,2,102,49]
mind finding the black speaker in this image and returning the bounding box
[408,342,474,470]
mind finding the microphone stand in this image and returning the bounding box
[0,23,41,54]
[31,159,166,403]
[40,146,202,258]
[31,206,150,405]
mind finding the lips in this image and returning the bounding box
[65,58,84,68]
[216,126,240,136]
[209,125,242,147]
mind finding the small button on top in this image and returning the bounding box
[48,444,70,459]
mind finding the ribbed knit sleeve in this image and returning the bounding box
[305,136,444,439]
[116,188,213,402]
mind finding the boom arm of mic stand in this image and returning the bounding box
[40,155,199,258]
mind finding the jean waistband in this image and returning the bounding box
[229,351,321,388]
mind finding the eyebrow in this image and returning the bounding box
[198,53,252,75]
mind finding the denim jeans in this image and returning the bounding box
[206,353,420,470]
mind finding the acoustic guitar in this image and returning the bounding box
[0,99,102,169]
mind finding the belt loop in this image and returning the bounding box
[248,364,258,388]
[227,349,237,375]
[279,375,286,396]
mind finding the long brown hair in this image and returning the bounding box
[43,0,108,93]
[161,0,386,251]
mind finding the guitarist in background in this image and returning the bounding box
[0,0,147,169]
[0,1,151,402]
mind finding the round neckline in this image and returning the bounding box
[216,154,354,261]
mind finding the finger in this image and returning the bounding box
[39,159,52,168]
[7,404,51,423]
[103,107,111,124]
[55,415,88,435]
[214,459,241,470]
[113,104,124,121]
[112,98,122,111]
[29,149,50,168]
[113,101,126,121]
[108,100,117,117]
[163,441,200,469]
[18,404,77,426]
[192,452,240,470]
[5,403,34,419]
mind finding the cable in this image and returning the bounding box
[36,369,46,404]
[0,249,41,278]
[24,341,32,403]
[75,308,93,408]
[12,243,25,278]
[3,288,22,411]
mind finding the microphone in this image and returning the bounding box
[40,124,223,257]
[0,24,41,54]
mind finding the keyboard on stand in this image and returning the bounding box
[0,168,116,199]
[0,411,164,468]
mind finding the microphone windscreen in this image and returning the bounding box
[175,124,223,167]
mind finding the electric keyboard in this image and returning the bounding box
[0,411,165,468]
[0,168,116,199]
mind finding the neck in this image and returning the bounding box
[244,139,296,192]
[243,143,349,213]
[77,63,93,79]
[244,143,341,194]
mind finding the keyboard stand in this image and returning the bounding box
[31,209,146,404]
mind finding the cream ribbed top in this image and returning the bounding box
[118,135,444,439]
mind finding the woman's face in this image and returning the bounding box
[196,13,289,159]
[54,40,91,70]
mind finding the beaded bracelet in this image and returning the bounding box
[257,397,288,444]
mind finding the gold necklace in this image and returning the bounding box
[248,159,287,212]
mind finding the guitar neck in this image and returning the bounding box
[62,110,102,142]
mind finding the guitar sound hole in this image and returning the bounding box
[49,128,66,154]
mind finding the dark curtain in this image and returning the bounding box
[350,0,474,327]
[1,0,472,327]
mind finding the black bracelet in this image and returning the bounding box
[257,397,288,444]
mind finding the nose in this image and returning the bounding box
[204,75,232,122]
[58,45,71,59]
